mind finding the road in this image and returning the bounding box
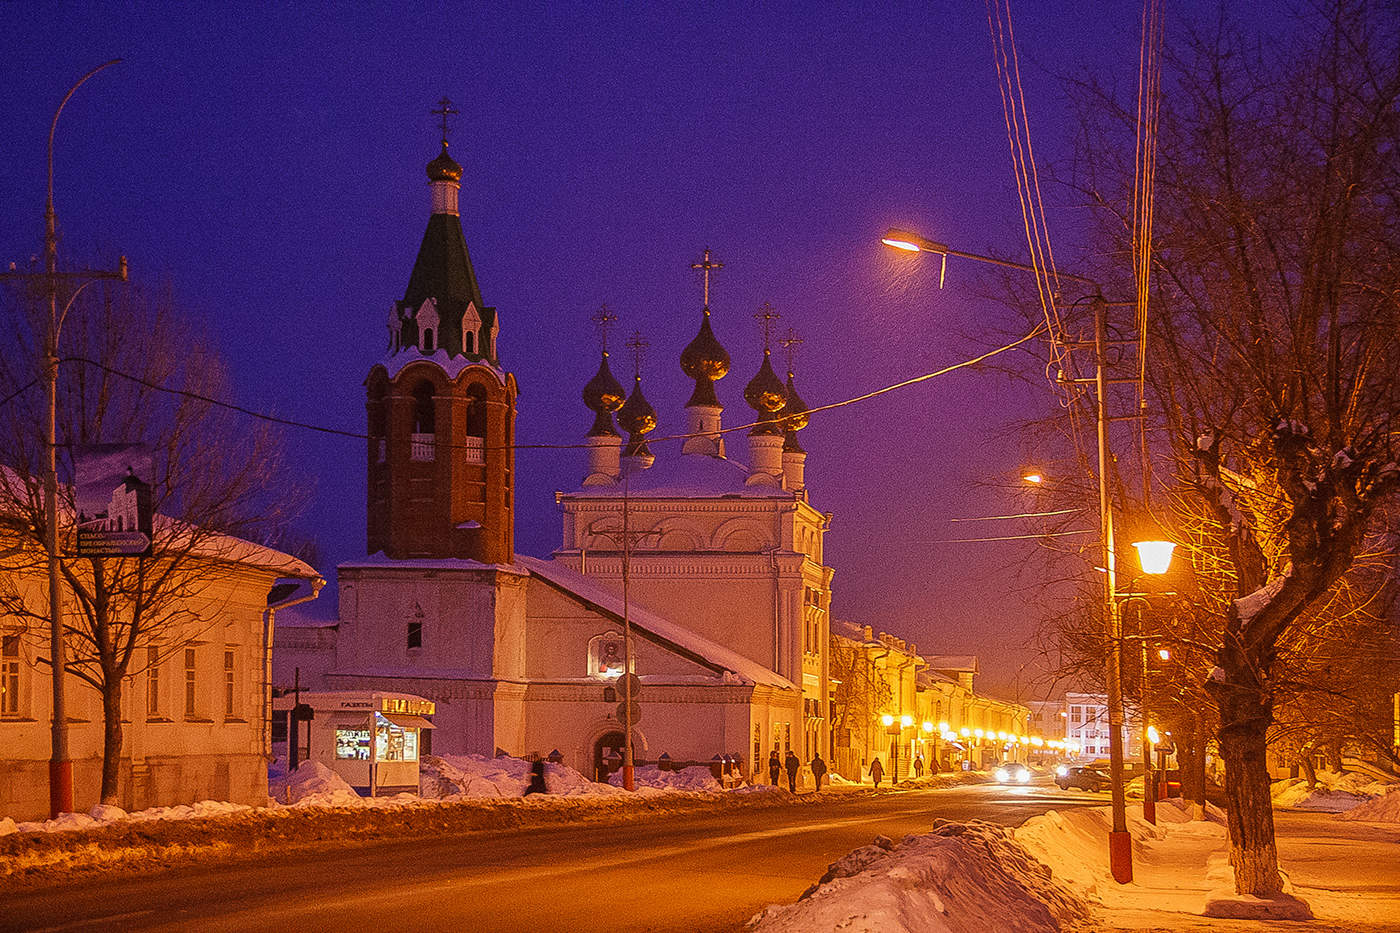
[1,780,1106,933]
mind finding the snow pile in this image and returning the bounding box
[1272,771,1396,812]
[747,821,1087,933]
[1338,788,1400,823]
[609,765,721,793]
[12,799,257,834]
[271,760,363,806]
[421,754,627,798]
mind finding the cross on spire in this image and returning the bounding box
[690,247,724,308]
[589,304,618,353]
[780,328,804,375]
[754,301,781,350]
[624,331,650,378]
[431,97,459,148]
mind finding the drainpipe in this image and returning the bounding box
[262,578,325,770]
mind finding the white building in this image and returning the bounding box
[1064,692,1141,760]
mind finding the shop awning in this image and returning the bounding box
[381,713,435,730]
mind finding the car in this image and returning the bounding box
[994,764,1031,784]
[1055,766,1109,792]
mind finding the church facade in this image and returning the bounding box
[307,130,827,782]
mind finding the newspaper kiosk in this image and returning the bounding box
[301,691,435,795]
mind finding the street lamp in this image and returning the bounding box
[884,226,1145,884]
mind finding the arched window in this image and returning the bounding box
[587,633,627,680]
[465,330,476,355]
[422,328,435,352]
[465,384,488,437]
[412,381,435,434]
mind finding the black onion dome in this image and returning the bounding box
[782,372,809,433]
[426,143,463,182]
[783,429,806,453]
[680,309,731,381]
[583,352,626,413]
[588,410,620,438]
[744,350,788,414]
[617,377,658,437]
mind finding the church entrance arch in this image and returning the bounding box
[593,731,627,783]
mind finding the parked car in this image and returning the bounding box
[1055,766,1109,791]
[994,764,1031,784]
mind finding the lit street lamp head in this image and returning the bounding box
[1132,539,1176,575]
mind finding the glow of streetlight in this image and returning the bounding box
[921,720,933,733]
[1157,647,1171,661]
[1147,725,1161,744]
[938,721,950,733]
[900,714,914,729]
[881,713,895,727]
[1023,472,1044,485]
[880,234,923,252]
[1133,539,1176,575]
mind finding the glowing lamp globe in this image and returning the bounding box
[938,721,950,733]
[921,721,933,733]
[1133,539,1176,575]
[900,714,914,729]
[881,713,895,727]
[1147,726,1161,744]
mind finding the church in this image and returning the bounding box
[283,125,833,782]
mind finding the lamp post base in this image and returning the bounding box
[1144,792,1156,824]
[49,758,73,818]
[1109,830,1134,884]
[622,764,635,791]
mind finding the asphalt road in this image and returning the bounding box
[1,780,1107,933]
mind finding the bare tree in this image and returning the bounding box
[828,630,893,775]
[1060,2,1400,897]
[0,278,306,803]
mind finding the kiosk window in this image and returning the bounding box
[335,728,371,760]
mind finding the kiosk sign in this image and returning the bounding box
[75,445,153,558]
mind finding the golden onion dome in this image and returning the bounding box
[744,350,788,414]
[617,376,658,436]
[783,372,809,432]
[426,144,463,182]
[582,352,626,413]
[680,308,731,381]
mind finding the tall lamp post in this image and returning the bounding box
[0,60,127,817]
[882,228,1174,884]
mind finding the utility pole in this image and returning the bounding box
[0,59,126,817]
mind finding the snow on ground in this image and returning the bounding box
[1338,788,1400,823]
[1271,770,1398,813]
[608,764,722,793]
[422,754,629,798]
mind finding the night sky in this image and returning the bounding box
[0,2,1286,699]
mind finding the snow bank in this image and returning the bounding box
[1271,771,1397,813]
[608,765,721,793]
[421,754,628,798]
[13,799,256,835]
[1338,788,1400,823]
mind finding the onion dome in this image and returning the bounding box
[783,372,809,452]
[617,376,658,438]
[583,352,626,413]
[426,143,463,182]
[680,309,731,381]
[744,350,788,414]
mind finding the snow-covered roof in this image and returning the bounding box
[338,552,527,576]
[923,655,979,674]
[517,555,795,690]
[560,452,794,500]
[373,349,507,384]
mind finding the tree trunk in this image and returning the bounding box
[1326,743,1344,774]
[101,676,124,805]
[1217,684,1283,896]
[1176,714,1210,817]
[1300,751,1317,788]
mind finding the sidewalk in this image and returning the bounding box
[1090,809,1400,932]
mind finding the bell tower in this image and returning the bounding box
[366,101,517,563]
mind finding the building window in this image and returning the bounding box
[783,722,792,756]
[184,647,198,718]
[422,328,435,352]
[407,620,423,650]
[411,381,436,433]
[465,330,476,355]
[1,635,21,718]
[753,724,761,774]
[223,648,236,718]
[465,385,488,438]
[1071,706,1082,723]
[146,647,162,717]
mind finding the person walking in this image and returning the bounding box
[869,756,885,789]
[784,749,801,792]
[810,753,828,791]
[913,755,925,779]
[768,749,782,786]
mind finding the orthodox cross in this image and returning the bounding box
[431,97,459,147]
[589,303,618,354]
[780,328,804,376]
[624,331,650,379]
[754,301,781,350]
[690,247,724,308]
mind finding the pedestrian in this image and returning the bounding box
[784,749,801,792]
[768,749,782,786]
[524,753,547,796]
[810,753,828,791]
[869,756,885,788]
[913,755,925,779]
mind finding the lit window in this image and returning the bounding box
[1071,706,1082,723]
[1,635,20,718]
[184,647,197,718]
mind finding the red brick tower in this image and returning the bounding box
[365,131,517,563]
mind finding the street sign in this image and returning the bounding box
[74,444,153,557]
[616,701,642,725]
[617,673,642,699]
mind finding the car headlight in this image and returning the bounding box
[1055,766,1068,777]
[1016,769,1030,783]
[994,768,1009,782]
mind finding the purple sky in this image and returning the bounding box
[0,3,1284,699]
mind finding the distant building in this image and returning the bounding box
[1063,692,1140,760]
